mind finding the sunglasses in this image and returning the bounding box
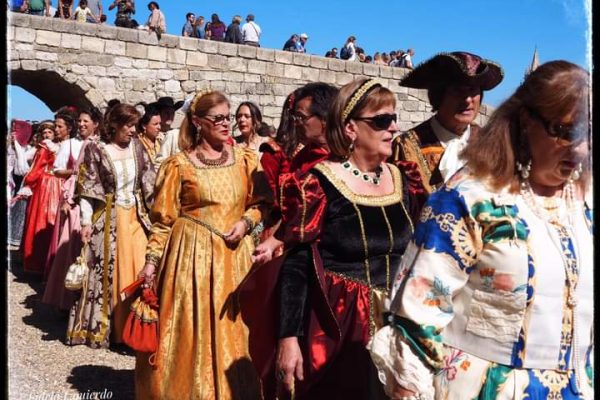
[292,113,316,125]
[353,113,397,130]
[204,114,232,125]
[527,107,589,144]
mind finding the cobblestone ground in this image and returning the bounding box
[7,251,135,400]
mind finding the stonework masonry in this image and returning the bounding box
[8,12,493,129]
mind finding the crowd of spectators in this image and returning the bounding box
[8,2,415,67]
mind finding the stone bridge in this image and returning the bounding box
[7,12,492,128]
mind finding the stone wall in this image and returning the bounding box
[8,12,493,129]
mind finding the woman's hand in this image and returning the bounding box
[80,224,93,243]
[61,201,71,215]
[223,220,247,245]
[138,263,156,287]
[276,337,304,393]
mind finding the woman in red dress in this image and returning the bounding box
[22,107,77,275]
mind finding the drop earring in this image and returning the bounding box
[570,163,583,181]
[516,160,532,180]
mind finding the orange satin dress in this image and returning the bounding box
[136,147,270,400]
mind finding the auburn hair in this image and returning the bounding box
[178,91,230,151]
[326,78,396,160]
[461,60,590,192]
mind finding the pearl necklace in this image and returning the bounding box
[519,179,576,225]
[342,159,383,185]
[521,178,584,393]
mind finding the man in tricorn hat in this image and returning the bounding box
[153,96,185,164]
[390,51,503,193]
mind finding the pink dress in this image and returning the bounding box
[42,139,88,310]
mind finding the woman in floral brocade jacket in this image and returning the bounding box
[369,60,593,399]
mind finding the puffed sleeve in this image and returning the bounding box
[368,186,482,398]
[75,141,106,204]
[145,156,182,266]
[240,147,274,229]
[53,140,70,171]
[273,171,327,247]
[23,146,50,190]
[396,160,428,224]
[259,142,285,202]
[275,171,327,338]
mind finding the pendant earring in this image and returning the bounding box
[516,160,531,180]
[348,140,355,156]
[570,163,583,181]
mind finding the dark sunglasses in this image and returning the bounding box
[204,114,232,125]
[353,113,397,130]
[527,107,589,144]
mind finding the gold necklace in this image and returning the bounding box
[196,147,228,166]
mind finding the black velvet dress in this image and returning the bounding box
[276,162,414,400]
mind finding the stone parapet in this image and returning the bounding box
[8,12,494,128]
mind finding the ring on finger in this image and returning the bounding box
[277,370,285,381]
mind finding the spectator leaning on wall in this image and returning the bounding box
[241,13,261,47]
[182,12,195,36]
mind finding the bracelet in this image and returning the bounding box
[145,252,161,266]
[241,216,254,234]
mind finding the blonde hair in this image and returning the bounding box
[178,90,230,151]
[326,78,396,160]
[461,60,590,192]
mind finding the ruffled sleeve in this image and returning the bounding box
[273,170,327,247]
[239,147,274,229]
[145,155,182,266]
[369,186,482,397]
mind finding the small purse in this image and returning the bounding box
[122,278,160,357]
[65,243,89,291]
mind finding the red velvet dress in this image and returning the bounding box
[22,142,63,274]
[259,140,291,203]
[240,160,425,400]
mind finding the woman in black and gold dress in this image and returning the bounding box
[265,78,424,399]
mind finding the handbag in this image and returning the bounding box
[121,278,160,357]
[64,243,89,291]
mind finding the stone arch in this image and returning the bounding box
[9,69,93,112]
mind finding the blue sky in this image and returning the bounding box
[7,0,591,122]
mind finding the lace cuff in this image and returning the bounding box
[367,325,435,400]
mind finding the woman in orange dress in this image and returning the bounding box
[136,90,272,399]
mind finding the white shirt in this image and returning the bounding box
[156,128,180,164]
[53,137,84,171]
[241,21,261,43]
[347,42,357,61]
[430,116,471,182]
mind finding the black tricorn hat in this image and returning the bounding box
[400,51,504,91]
[154,96,185,110]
